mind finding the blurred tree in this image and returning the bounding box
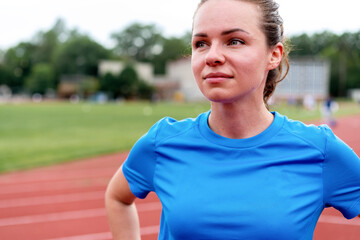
[32,19,67,64]
[137,80,155,100]
[111,23,192,74]
[0,65,13,87]
[181,31,193,55]
[3,42,37,92]
[99,72,118,99]
[53,33,110,76]
[100,64,154,100]
[321,42,341,97]
[111,23,164,62]
[0,49,4,63]
[117,65,139,99]
[290,31,338,57]
[346,31,360,90]
[289,33,314,56]
[0,19,69,94]
[25,63,55,94]
[152,32,192,74]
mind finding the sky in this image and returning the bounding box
[1,0,360,50]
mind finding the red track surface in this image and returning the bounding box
[1,115,360,240]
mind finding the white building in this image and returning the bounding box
[348,89,360,102]
[275,58,330,100]
[167,58,205,102]
[98,60,154,84]
[0,85,12,103]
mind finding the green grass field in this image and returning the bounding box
[0,100,359,173]
[0,101,210,173]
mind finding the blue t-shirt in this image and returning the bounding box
[122,111,360,240]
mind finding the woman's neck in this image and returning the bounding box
[208,101,274,139]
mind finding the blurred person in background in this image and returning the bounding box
[321,95,338,127]
[105,0,360,239]
[303,94,316,111]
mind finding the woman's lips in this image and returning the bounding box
[204,72,233,83]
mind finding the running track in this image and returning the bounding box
[1,115,360,240]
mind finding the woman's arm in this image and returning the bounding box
[105,165,141,240]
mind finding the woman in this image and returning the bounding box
[105,0,360,239]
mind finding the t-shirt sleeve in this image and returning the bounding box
[322,126,360,219]
[122,121,160,199]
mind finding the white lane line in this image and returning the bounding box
[136,202,162,212]
[0,202,162,227]
[0,208,106,227]
[46,225,159,240]
[318,214,360,226]
[0,168,116,185]
[0,191,105,208]
[47,232,112,240]
[0,178,108,195]
[140,225,160,235]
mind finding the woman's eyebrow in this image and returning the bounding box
[193,28,249,38]
[221,28,249,35]
[193,33,207,38]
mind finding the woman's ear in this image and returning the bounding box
[268,42,284,70]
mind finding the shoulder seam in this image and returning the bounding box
[323,129,329,208]
[283,124,328,209]
[151,120,161,193]
[282,126,326,158]
[152,118,197,193]
[156,122,197,146]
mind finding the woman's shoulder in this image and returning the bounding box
[278,112,334,152]
[148,111,208,142]
[282,114,329,133]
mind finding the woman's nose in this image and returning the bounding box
[205,44,225,67]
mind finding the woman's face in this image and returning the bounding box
[191,0,281,104]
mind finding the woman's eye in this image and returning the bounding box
[229,39,245,46]
[195,41,207,48]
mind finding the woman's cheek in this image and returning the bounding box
[191,57,203,80]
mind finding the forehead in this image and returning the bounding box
[193,0,262,34]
